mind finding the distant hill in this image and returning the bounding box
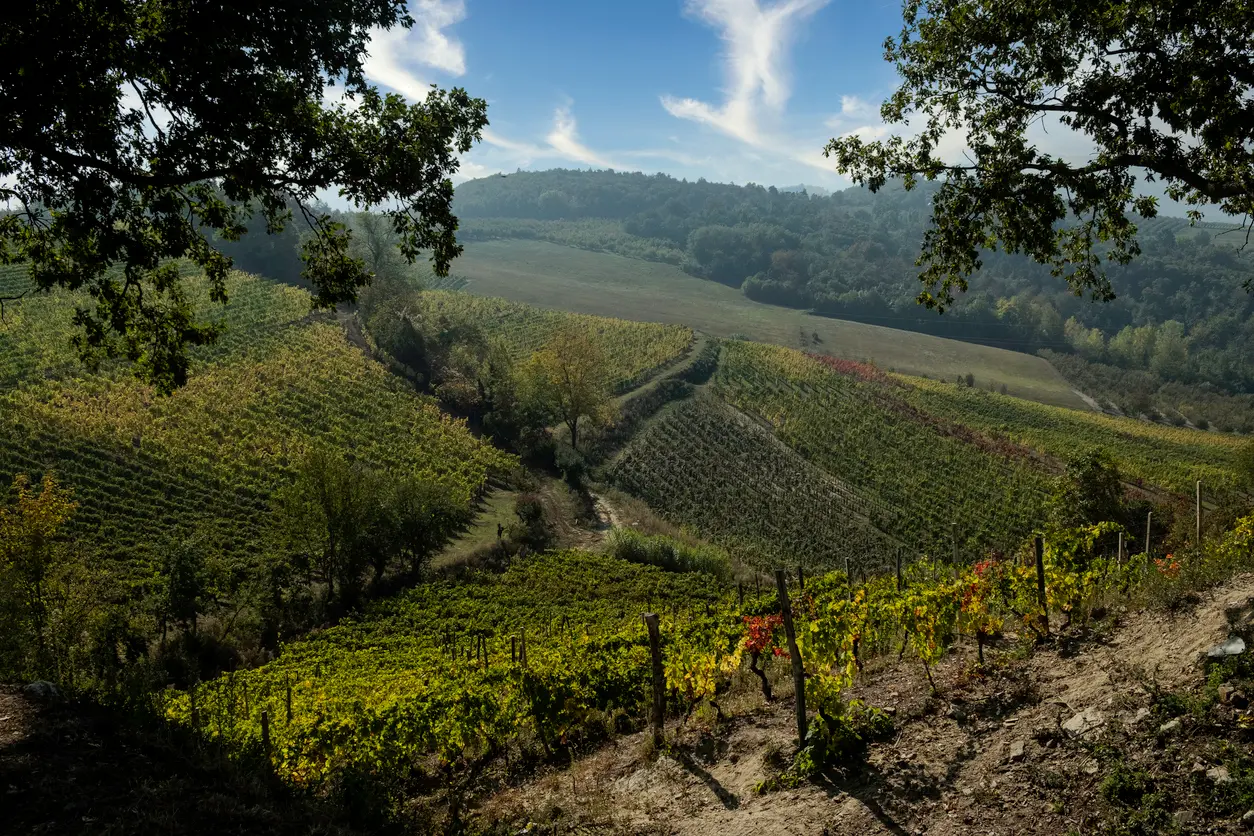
[452,169,1254,417]
[777,183,832,196]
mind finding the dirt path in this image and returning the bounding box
[477,574,1254,835]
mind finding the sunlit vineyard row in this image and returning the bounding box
[652,341,1049,558]
[164,516,1254,810]
[0,268,312,387]
[898,375,1248,493]
[0,322,513,580]
[609,392,901,574]
[414,290,694,393]
[164,550,728,785]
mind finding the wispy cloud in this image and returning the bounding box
[362,0,467,101]
[545,104,627,169]
[661,0,831,145]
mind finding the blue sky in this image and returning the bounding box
[361,0,913,189]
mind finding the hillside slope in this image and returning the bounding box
[445,240,1088,410]
[0,273,512,586]
[475,572,1254,836]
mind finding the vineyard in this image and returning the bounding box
[711,343,1052,557]
[0,267,311,387]
[609,393,900,573]
[610,340,1052,570]
[160,515,1254,823]
[163,550,729,787]
[899,375,1248,493]
[0,321,513,581]
[412,291,694,393]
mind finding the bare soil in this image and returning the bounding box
[472,574,1254,835]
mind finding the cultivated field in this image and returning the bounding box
[448,240,1089,410]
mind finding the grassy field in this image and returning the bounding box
[449,240,1088,410]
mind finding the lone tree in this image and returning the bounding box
[521,327,614,452]
[826,0,1254,310]
[1,1,487,391]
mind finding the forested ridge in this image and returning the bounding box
[451,170,1254,418]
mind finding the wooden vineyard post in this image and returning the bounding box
[774,569,807,748]
[261,710,271,758]
[1145,511,1153,558]
[951,523,960,577]
[1196,480,1203,557]
[1035,536,1048,637]
[642,613,665,748]
[1117,532,1124,567]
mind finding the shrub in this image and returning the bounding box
[604,528,731,579]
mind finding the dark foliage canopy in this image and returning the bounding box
[0,0,486,390]
[825,0,1254,310]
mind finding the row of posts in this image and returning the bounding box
[246,481,1211,758]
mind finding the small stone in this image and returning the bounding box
[1159,718,1183,735]
[1207,766,1232,784]
[1128,707,1153,726]
[1221,684,1251,709]
[1083,762,1099,775]
[883,706,898,716]
[1062,706,1105,737]
[21,681,59,701]
[1008,740,1026,762]
[1207,636,1247,659]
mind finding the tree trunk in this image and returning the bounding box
[749,651,773,702]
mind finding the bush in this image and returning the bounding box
[604,528,731,579]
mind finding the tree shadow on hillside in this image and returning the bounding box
[675,749,740,810]
[0,688,373,836]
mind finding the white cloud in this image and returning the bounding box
[545,104,627,170]
[362,0,467,103]
[481,128,545,158]
[409,0,468,75]
[662,0,831,145]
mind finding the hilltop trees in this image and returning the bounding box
[0,1,486,391]
[826,0,1254,310]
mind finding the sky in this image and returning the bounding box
[361,0,914,189]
